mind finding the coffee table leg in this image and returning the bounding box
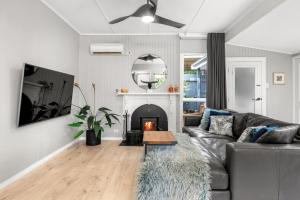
[144,144,149,161]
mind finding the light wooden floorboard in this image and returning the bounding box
[0,141,144,200]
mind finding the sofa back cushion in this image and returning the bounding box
[231,113,248,139]
[246,113,290,127]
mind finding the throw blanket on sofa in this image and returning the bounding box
[137,133,211,200]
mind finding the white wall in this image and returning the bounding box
[180,39,207,53]
[226,45,293,122]
[78,35,180,137]
[0,0,79,183]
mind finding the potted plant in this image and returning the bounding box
[68,83,119,146]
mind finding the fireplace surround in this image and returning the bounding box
[118,93,179,132]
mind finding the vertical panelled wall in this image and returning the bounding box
[78,35,180,137]
[226,45,293,122]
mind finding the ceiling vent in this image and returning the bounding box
[90,43,124,55]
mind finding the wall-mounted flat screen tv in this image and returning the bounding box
[18,63,74,127]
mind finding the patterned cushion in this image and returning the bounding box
[209,116,233,137]
[208,110,231,129]
[256,125,299,144]
[200,108,231,130]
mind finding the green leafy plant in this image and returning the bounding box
[68,83,119,139]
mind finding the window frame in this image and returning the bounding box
[180,53,207,129]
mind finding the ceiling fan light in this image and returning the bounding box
[141,15,154,23]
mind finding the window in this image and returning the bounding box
[183,55,207,114]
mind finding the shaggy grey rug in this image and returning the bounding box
[137,133,211,200]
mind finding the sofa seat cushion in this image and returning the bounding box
[192,136,234,163]
[183,126,235,141]
[211,190,230,200]
[191,137,233,190]
[183,126,209,137]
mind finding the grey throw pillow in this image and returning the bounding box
[209,116,233,137]
[237,127,253,143]
[256,125,299,144]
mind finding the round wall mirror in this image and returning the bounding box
[131,54,167,90]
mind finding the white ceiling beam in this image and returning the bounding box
[225,0,287,42]
[179,33,207,40]
[183,0,206,34]
[40,0,81,34]
[94,0,115,33]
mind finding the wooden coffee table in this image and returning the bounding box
[143,131,177,156]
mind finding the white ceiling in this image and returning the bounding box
[42,0,264,35]
[228,0,300,55]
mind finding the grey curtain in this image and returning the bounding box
[206,33,227,109]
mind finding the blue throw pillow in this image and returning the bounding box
[250,127,275,143]
[200,108,211,130]
[267,124,280,128]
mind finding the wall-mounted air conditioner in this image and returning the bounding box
[90,43,124,55]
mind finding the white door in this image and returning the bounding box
[226,58,266,115]
[294,58,300,123]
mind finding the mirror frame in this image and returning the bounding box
[131,54,167,90]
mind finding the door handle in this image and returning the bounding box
[252,98,262,101]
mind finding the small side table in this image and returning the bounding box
[143,131,177,156]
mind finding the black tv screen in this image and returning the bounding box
[18,64,74,126]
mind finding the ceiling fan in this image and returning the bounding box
[109,0,185,28]
[139,54,157,62]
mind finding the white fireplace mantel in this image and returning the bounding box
[117,92,179,132]
[116,92,180,96]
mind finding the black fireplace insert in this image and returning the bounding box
[131,104,168,132]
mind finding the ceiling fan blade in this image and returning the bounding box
[132,4,153,17]
[110,4,152,24]
[149,0,158,12]
[154,15,185,28]
[109,16,131,24]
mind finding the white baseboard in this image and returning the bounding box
[80,136,123,141]
[0,139,79,190]
[102,137,123,140]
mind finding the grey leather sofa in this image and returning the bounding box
[182,112,300,200]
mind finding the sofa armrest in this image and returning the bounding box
[183,115,202,126]
[226,142,300,200]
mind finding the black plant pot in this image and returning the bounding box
[86,129,101,146]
